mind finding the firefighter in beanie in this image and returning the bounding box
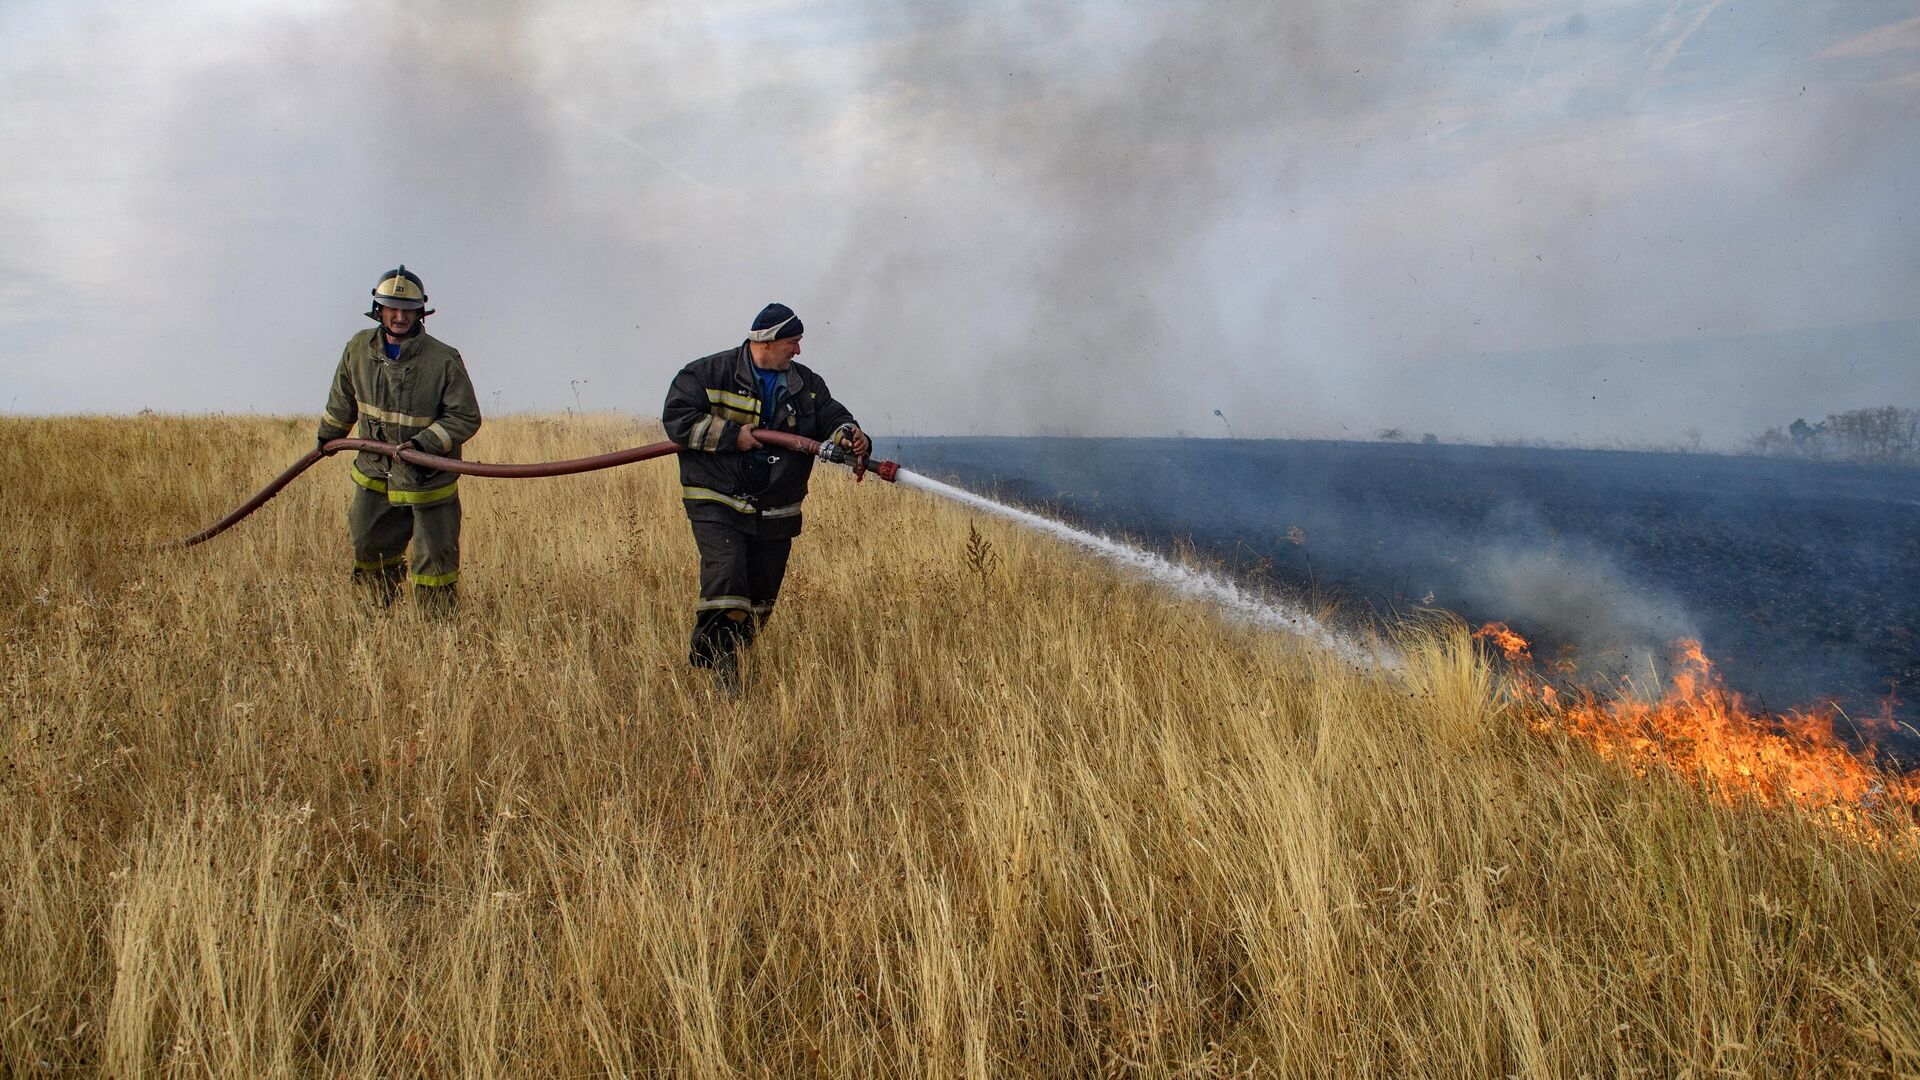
[315,265,483,614]
[662,302,869,690]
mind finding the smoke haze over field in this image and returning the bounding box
[888,435,1920,726]
[2,0,1916,444]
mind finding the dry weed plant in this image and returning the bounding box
[1,414,1916,1077]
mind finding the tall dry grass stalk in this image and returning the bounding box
[1,414,1916,1077]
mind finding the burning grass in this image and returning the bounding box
[3,415,1918,1076]
[1476,623,1919,843]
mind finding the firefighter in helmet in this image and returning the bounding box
[662,302,868,691]
[315,265,482,613]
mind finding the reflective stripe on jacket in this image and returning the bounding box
[661,342,859,537]
[316,328,482,498]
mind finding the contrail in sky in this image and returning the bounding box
[1646,0,1729,92]
[1519,25,1546,93]
[542,91,714,193]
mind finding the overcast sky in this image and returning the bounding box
[2,0,1915,444]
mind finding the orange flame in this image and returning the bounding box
[1473,621,1533,662]
[1478,624,1918,843]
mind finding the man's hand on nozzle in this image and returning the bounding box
[843,426,870,457]
[734,425,762,451]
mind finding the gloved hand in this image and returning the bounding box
[842,426,871,457]
[316,436,329,454]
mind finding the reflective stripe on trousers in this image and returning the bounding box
[348,485,461,589]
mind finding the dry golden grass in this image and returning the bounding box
[2,413,1917,1077]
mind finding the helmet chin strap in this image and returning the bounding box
[367,305,431,324]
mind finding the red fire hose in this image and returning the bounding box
[179,429,898,548]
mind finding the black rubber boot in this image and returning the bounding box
[711,648,744,697]
[414,583,458,620]
[353,565,404,608]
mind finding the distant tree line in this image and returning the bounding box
[1375,429,1442,445]
[1365,407,1917,464]
[1748,406,1920,466]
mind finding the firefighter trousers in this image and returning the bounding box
[349,485,461,607]
[688,518,792,669]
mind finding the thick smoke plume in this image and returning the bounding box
[1,0,1916,442]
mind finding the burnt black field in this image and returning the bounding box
[885,437,1920,747]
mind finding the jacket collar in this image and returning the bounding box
[369,328,429,363]
[730,341,755,387]
[733,341,801,395]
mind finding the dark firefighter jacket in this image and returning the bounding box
[662,342,860,538]
[316,328,482,505]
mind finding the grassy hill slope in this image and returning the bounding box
[2,415,1916,1077]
